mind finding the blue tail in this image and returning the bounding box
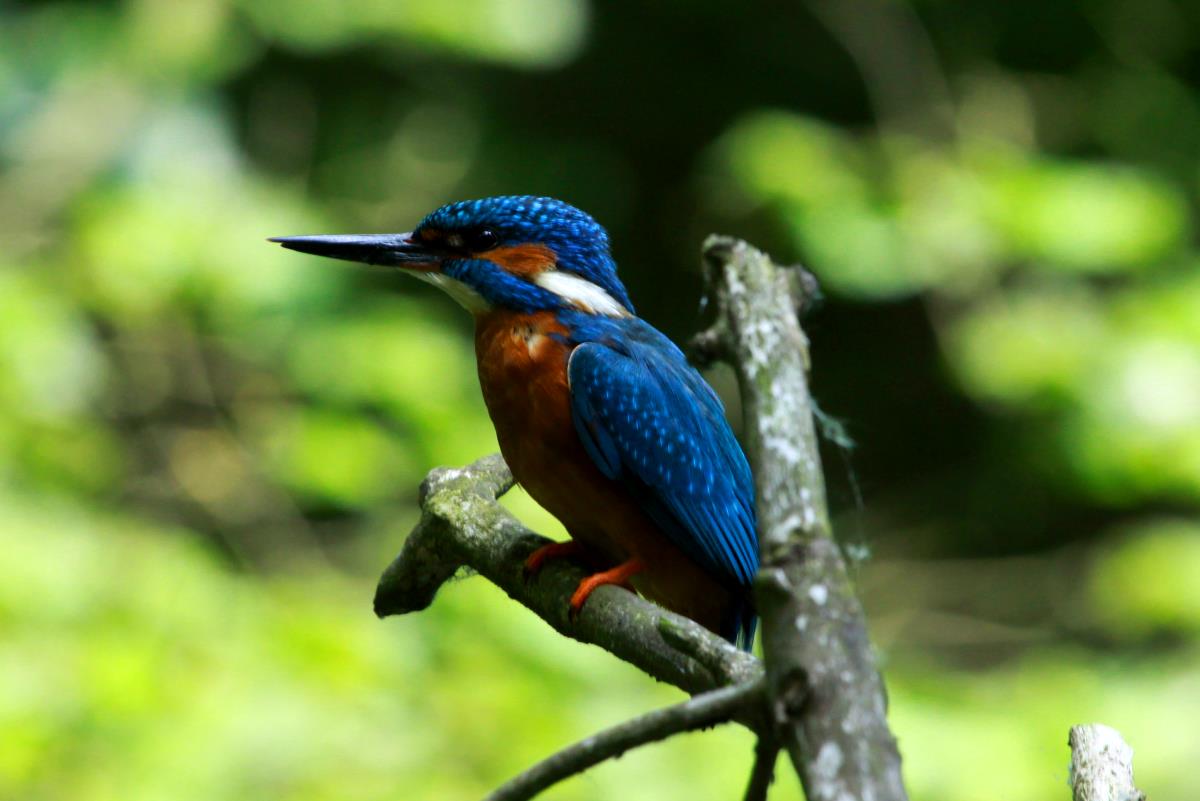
[722,594,758,652]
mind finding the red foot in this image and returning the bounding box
[569,558,645,620]
[523,540,587,579]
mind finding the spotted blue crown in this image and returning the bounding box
[417,196,635,314]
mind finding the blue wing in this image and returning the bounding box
[567,320,758,644]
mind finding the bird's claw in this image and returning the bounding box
[567,558,644,624]
[523,540,586,583]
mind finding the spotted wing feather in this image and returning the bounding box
[567,329,758,645]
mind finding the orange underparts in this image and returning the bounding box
[523,540,586,577]
[569,558,645,618]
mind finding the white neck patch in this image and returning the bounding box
[535,271,630,317]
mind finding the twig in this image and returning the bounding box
[1068,724,1145,801]
[697,236,907,801]
[485,679,765,801]
[743,737,781,801]
[374,453,763,695]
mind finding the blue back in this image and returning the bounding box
[560,313,759,648]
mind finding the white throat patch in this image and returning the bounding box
[411,272,490,313]
[535,271,630,317]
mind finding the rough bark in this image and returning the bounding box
[1068,724,1145,801]
[694,236,907,801]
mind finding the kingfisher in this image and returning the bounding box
[271,196,758,648]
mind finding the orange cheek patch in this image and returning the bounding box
[484,244,558,277]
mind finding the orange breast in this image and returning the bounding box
[472,310,735,633]
[473,310,601,545]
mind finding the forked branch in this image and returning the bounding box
[375,236,908,801]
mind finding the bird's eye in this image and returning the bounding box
[468,228,499,251]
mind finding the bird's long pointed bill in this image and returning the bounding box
[268,233,438,269]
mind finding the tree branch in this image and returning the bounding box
[374,453,762,696]
[1068,724,1145,801]
[485,678,765,801]
[696,236,908,801]
[743,736,781,801]
[375,235,908,800]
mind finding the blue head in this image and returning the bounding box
[271,196,634,317]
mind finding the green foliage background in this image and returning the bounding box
[2,1,1199,799]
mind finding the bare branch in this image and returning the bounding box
[697,236,908,801]
[485,678,765,801]
[374,453,763,695]
[743,737,781,801]
[1069,724,1145,801]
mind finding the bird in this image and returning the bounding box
[271,196,759,649]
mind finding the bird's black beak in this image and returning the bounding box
[268,232,441,270]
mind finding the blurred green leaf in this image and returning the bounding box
[1065,337,1200,502]
[1088,519,1200,637]
[0,268,105,420]
[945,285,1107,406]
[979,153,1188,273]
[236,0,587,67]
[256,406,416,507]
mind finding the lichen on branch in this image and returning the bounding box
[374,453,762,695]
